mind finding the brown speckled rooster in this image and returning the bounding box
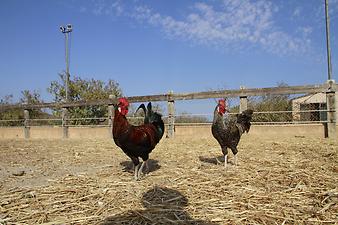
[211,99,253,168]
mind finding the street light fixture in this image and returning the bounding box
[60,24,73,102]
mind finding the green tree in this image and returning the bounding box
[225,82,292,123]
[0,95,21,126]
[248,82,292,123]
[20,90,47,121]
[47,73,123,125]
[0,90,44,126]
[175,112,209,124]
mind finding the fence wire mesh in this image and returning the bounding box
[0,94,334,127]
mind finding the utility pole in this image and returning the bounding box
[59,24,72,139]
[324,0,336,139]
[59,24,73,102]
[325,0,332,81]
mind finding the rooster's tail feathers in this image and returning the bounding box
[243,109,254,116]
[135,103,150,124]
[237,109,254,133]
[147,102,164,139]
[135,103,146,115]
[147,102,152,113]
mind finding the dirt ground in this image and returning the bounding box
[0,134,337,224]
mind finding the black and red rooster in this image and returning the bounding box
[113,98,164,180]
[211,99,253,168]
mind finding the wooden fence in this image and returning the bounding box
[0,81,336,139]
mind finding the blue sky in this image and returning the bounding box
[0,0,338,114]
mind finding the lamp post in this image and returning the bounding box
[59,24,73,102]
[324,0,336,139]
[325,0,332,81]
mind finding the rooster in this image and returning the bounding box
[211,99,253,168]
[113,98,164,180]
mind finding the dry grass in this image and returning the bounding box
[0,133,337,225]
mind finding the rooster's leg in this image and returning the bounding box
[137,161,146,179]
[222,147,228,169]
[145,160,149,172]
[134,164,140,180]
[232,148,238,166]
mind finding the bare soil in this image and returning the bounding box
[0,134,337,224]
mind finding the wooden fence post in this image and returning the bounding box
[62,107,68,138]
[292,101,301,122]
[24,109,30,139]
[325,80,336,139]
[108,95,115,139]
[167,91,175,138]
[239,86,248,113]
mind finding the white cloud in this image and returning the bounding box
[330,0,338,21]
[111,1,123,16]
[292,7,301,18]
[91,0,124,16]
[297,26,313,37]
[92,0,105,15]
[131,0,310,56]
[79,6,87,13]
[81,0,318,56]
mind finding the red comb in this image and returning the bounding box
[118,97,129,106]
[218,99,226,106]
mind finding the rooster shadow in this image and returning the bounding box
[199,155,235,165]
[120,159,161,174]
[100,186,219,225]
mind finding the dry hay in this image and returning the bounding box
[0,134,337,225]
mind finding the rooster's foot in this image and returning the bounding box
[234,155,238,166]
[134,164,140,180]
